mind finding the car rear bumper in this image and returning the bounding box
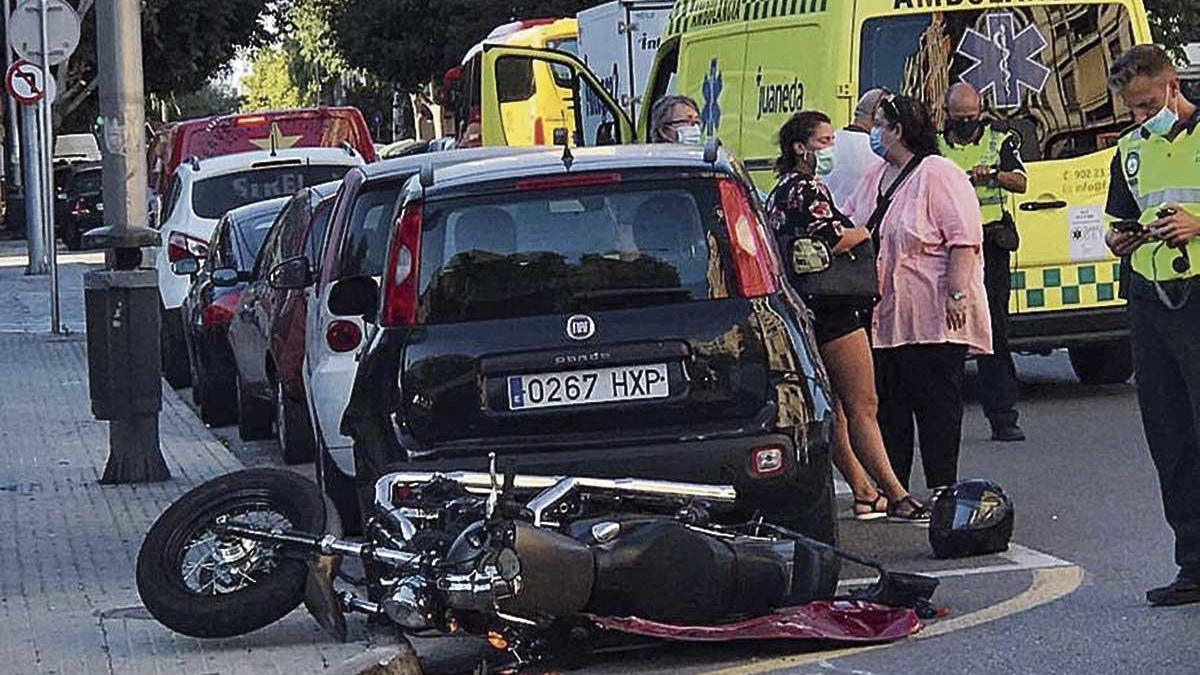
[371,424,831,491]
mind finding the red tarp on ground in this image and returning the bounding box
[590,601,921,643]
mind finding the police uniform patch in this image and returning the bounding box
[1125,150,1140,178]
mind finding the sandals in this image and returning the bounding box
[887,495,931,523]
[853,493,888,521]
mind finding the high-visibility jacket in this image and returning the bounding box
[939,125,1013,224]
[1117,123,1200,282]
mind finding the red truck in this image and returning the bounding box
[147,107,379,196]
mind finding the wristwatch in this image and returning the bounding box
[949,290,968,302]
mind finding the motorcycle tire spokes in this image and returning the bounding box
[178,503,292,596]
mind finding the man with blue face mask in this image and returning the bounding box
[1105,44,1200,607]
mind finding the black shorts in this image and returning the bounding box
[811,304,866,345]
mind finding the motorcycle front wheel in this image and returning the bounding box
[136,468,326,638]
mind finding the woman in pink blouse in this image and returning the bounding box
[840,95,992,495]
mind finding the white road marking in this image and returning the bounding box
[703,566,1083,675]
[836,543,1075,588]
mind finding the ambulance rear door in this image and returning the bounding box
[478,44,633,147]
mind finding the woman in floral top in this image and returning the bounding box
[765,111,928,522]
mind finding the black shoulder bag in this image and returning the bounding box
[792,155,924,308]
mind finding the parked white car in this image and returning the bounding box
[154,147,364,387]
[298,147,538,527]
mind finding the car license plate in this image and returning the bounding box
[508,364,669,411]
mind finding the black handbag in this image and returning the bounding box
[791,156,925,308]
[984,213,1020,252]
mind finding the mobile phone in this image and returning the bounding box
[1111,220,1146,234]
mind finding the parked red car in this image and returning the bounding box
[147,107,379,198]
[227,181,341,463]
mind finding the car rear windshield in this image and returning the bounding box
[232,209,282,270]
[337,182,405,279]
[192,164,352,219]
[73,169,102,194]
[416,178,734,324]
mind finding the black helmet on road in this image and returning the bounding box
[929,480,1014,559]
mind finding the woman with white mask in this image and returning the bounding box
[649,95,703,144]
[766,110,929,523]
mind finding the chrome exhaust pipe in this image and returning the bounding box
[375,470,738,515]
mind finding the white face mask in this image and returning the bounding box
[674,124,703,145]
[1142,83,1179,137]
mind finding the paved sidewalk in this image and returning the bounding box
[0,242,385,673]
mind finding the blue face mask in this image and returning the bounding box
[1142,83,1178,137]
[869,126,889,158]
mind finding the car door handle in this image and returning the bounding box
[1019,199,1068,212]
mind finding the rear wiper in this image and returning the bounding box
[570,287,691,302]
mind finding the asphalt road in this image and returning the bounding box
[188,349,1199,674]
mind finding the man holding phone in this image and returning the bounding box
[940,82,1028,442]
[1105,45,1200,606]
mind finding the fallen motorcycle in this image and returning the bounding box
[136,457,934,671]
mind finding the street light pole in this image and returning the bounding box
[37,0,58,333]
[85,0,167,484]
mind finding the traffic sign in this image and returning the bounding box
[5,58,56,105]
[8,0,80,67]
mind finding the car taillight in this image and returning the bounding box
[718,179,778,298]
[533,117,545,145]
[70,200,88,215]
[168,231,209,262]
[326,319,363,353]
[380,202,423,328]
[749,445,785,478]
[201,291,240,327]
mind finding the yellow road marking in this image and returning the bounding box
[701,566,1083,675]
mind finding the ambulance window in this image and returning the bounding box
[858,6,1137,162]
[546,38,578,56]
[496,57,537,103]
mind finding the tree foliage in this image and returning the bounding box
[242,45,312,111]
[0,0,274,130]
[317,0,596,93]
[1146,0,1200,55]
[172,81,244,119]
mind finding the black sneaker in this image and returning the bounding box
[1146,575,1200,606]
[990,421,1026,442]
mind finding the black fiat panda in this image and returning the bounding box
[336,144,836,543]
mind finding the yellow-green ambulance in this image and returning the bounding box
[475,0,1154,384]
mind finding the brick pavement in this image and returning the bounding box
[0,241,387,674]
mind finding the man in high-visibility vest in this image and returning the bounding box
[939,82,1028,443]
[1105,44,1200,607]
